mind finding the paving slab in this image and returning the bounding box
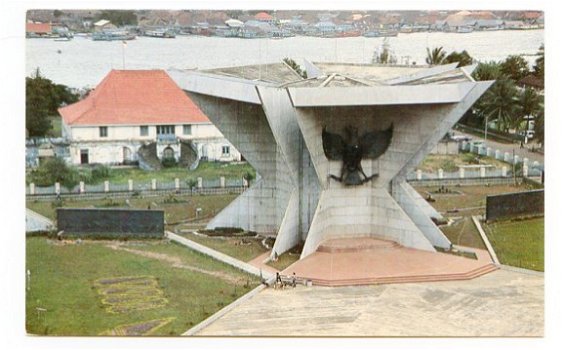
[195,269,543,337]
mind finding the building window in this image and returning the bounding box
[156,125,175,135]
[140,125,149,136]
[183,125,192,135]
[99,126,108,137]
[222,145,230,156]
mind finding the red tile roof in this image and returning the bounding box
[255,12,273,21]
[26,22,52,34]
[59,70,210,126]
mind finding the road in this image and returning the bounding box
[456,130,544,166]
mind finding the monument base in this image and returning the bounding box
[284,238,498,287]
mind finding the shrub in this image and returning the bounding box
[161,158,177,168]
[30,157,79,189]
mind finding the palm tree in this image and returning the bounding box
[533,44,544,79]
[477,79,521,132]
[443,50,474,67]
[518,87,543,135]
[425,47,447,65]
[473,61,503,81]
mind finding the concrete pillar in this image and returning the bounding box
[55,182,60,195]
[478,145,484,156]
[197,177,203,189]
[29,183,35,195]
[486,147,492,157]
[416,169,422,180]
[495,149,501,160]
[480,167,486,178]
[470,143,476,153]
[175,178,180,190]
[504,152,510,162]
[128,179,133,191]
[459,168,465,178]
[220,176,226,188]
[79,181,85,194]
[502,166,508,177]
[523,165,529,177]
[104,181,109,193]
[438,168,444,179]
[513,155,519,165]
[151,179,157,190]
[523,157,529,167]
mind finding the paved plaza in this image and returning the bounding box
[196,269,543,337]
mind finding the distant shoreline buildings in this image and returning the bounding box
[26,10,544,40]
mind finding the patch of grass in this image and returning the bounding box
[483,217,544,271]
[106,161,256,185]
[178,232,268,262]
[441,217,486,249]
[417,153,508,174]
[267,253,300,272]
[26,194,237,225]
[26,238,259,336]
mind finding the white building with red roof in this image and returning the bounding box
[58,69,240,167]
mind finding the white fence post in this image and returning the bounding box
[151,179,156,190]
[523,157,529,167]
[523,165,529,177]
[197,177,203,189]
[243,177,249,188]
[55,182,60,195]
[104,180,109,192]
[128,179,133,191]
[459,168,465,178]
[438,168,444,179]
[220,176,225,188]
[504,152,510,162]
[495,149,501,159]
[416,169,422,180]
[175,178,180,190]
[486,147,492,157]
[79,181,85,194]
[29,183,35,195]
[513,155,519,165]
[480,167,486,178]
[502,166,508,177]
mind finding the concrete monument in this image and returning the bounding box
[169,61,493,260]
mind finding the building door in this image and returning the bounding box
[80,149,89,164]
[123,147,133,164]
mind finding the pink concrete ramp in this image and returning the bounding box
[283,238,498,287]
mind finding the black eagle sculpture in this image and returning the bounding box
[322,123,394,186]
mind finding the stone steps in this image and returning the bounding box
[306,263,499,287]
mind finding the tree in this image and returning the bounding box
[533,105,544,146]
[95,10,137,26]
[283,58,307,78]
[473,61,503,81]
[517,87,543,143]
[443,50,473,67]
[500,55,530,82]
[30,157,79,189]
[425,47,447,65]
[533,44,544,80]
[26,68,79,137]
[476,78,521,132]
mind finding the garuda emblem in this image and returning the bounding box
[322,124,393,186]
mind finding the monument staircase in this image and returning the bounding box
[138,142,162,171]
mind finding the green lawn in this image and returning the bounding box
[417,152,508,173]
[26,238,259,336]
[105,161,255,185]
[26,194,237,225]
[177,232,268,263]
[484,217,544,271]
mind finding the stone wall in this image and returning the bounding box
[486,190,544,221]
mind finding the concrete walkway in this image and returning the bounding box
[25,209,54,232]
[166,232,275,280]
[195,268,543,337]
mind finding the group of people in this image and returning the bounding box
[274,272,297,289]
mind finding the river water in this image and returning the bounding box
[26,29,544,89]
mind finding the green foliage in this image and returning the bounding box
[443,50,473,66]
[283,57,307,78]
[533,107,544,146]
[500,55,530,82]
[475,78,521,132]
[161,158,177,168]
[441,159,458,172]
[95,10,137,26]
[53,10,63,17]
[473,61,503,81]
[425,46,447,65]
[26,68,79,137]
[30,157,79,189]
